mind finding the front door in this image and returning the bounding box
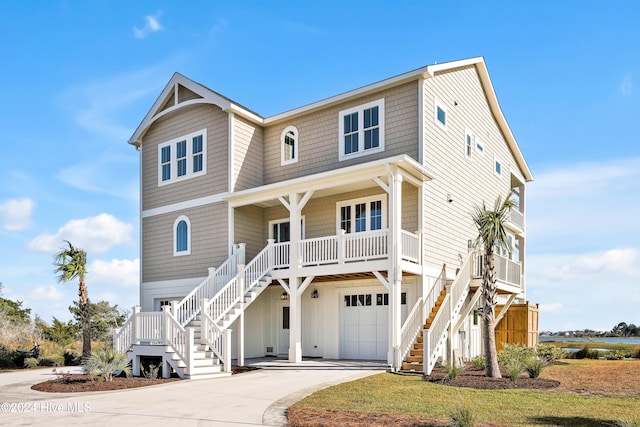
[277,301,290,355]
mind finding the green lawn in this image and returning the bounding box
[293,370,639,426]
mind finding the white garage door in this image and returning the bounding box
[340,292,406,360]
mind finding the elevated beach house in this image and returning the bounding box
[115,57,534,378]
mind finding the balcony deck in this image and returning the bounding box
[470,252,523,295]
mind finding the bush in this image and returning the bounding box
[498,344,535,367]
[471,355,485,370]
[64,350,80,366]
[524,357,547,379]
[445,361,465,379]
[536,343,566,362]
[0,358,17,369]
[23,357,39,368]
[448,404,476,427]
[570,346,600,359]
[83,348,131,382]
[39,355,65,367]
[506,362,523,383]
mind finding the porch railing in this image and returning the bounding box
[401,230,420,263]
[472,251,522,289]
[508,207,525,230]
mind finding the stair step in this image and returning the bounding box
[406,356,422,363]
[401,363,424,371]
[410,349,422,357]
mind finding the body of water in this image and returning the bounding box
[539,337,640,344]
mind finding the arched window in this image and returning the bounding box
[281,126,298,165]
[174,215,191,256]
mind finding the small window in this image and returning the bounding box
[338,99,385,160]
[464,129,473,160]
[494,157,502,178]
[280,126,298,165]
[434,98,447,131]
[475,138,484,154]
[173,215,191,256]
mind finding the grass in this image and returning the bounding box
[293,360,640,426]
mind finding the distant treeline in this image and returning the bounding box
[544,322,639,337]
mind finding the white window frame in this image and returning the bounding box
[336,195,387,233]
[173,215,191,256]
[158,129,207,186]
[494,156,503,178]
[434,98,447,131]
[464,128,473,160]
[280,125,299,165]
[338,99,385,161]
[268,217,306,242]
[475,137,484,155]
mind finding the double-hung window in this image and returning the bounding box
[338,99,385,160]
[158,129,207,185]
[337,196,386,233]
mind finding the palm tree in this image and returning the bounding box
[54,240,91,358]
[472,194,515,378]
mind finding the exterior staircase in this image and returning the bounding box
[114,242,277,379]
[401,288,447,371]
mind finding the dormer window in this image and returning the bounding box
[281,126,298,165]
[338,99,385,160]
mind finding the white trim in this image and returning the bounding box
[434,97,447,131]
[173,215,191,256]
[229,113,236,192]
[141,193,226,218]
[464,128,473,161]
[418,78,424,165]
[280,125,299,165]
[158,128,207,186]
[336,194,387,233]
[268,217,306,241]
[338,98,385,161]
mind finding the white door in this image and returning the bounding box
[340,291,407,360]
[277,302,290,355]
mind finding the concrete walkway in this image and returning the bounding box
[0,359,386,426]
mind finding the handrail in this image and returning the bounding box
[201,310,225,362]
[113,315,134,353]
[174,246,243,326]
[400,230,420,263]
[164,310,189,367]
[397,296,424,366]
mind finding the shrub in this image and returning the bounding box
[506,361,523,383]
[63,350,80,366]
[498,344,535,367]
[617,418,640,427]
[536,343,565,362]
[445,361,465,379]
[23,357,39,368]
[0,358,17,369]
[39,355,65,367]
[571,346,600,359]
[448,404,476,427]
[524,357,547,379]
[471,355,485,370]
[142,363,160,380]
[83,348,131,382]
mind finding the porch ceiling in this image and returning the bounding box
[224,154,435,208]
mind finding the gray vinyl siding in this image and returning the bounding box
[141,104,228,211]
[422,65,518,270]
[233,115,264,191]
[177,84,202,103]
[142,202,229,282]
[262,81,419,184]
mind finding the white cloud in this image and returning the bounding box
[30,285,64,302]
[133,13,163,39]
[539,302,563,313]
[28,213,133,254]
[543,248,638,281]
[620,73,633,96]
[0,198,35,231]
[90,258,139,289]
[57,155,138,201]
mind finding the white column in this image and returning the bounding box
[388,168,403,370]
[288,276,302,363]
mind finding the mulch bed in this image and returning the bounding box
[288,365,559,426]
[423,364,560,390]
[31,364,260,393]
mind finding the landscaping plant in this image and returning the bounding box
[448,404,476,427]
[83,348,131,382]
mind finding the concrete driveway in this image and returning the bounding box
[0,359,386,426]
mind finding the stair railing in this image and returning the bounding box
[162,305,189,368]
[397,296,424,368]
[174,244,245,327]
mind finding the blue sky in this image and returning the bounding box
[1,1,638,332]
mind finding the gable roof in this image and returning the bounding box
[129,57,532,181]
